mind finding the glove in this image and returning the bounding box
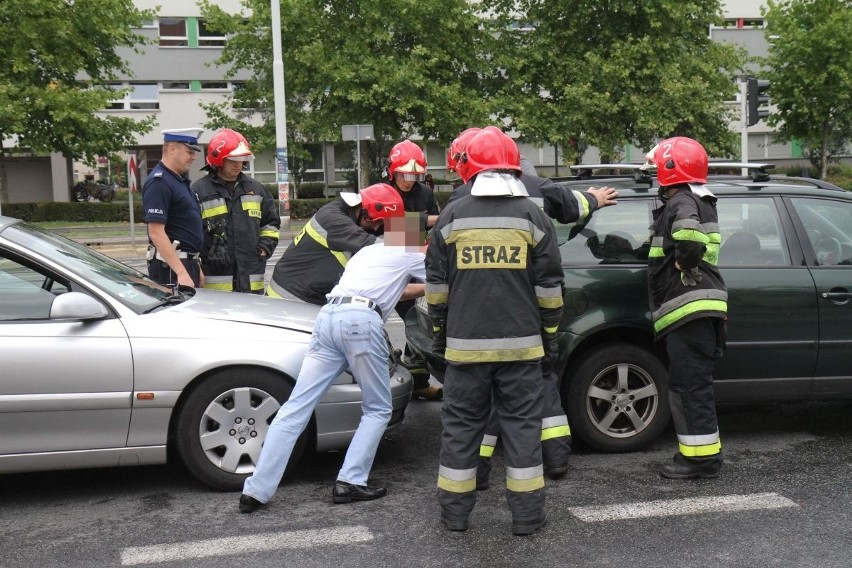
[432,321,447,358]
[680,267,703,287]
[542,331,559,370]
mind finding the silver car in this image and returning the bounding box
[0,216,413,490]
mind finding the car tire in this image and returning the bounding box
[565,343,670,452]
[174,368,312,491]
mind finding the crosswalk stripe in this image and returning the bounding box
[568,492,798,523]
[120,525,374,566]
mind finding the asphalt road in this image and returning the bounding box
[5,233,847,567]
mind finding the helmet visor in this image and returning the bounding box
[395,172,426,182]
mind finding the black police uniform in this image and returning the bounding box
[142,162,204,286]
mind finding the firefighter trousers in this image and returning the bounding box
[438,361,545,524]
[665,317,725,467]
[477,366,571,486]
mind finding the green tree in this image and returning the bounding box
[488,0,747,163]
[0,0,156,205]
[199,0,496,175]
[761,0,852,179]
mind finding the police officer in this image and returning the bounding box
[142,128,205,287]
[642,136,728,479]
[267,185,394,303]
[448,127,618,488]
[193,129,279,294]
[385,139,443,401]
[427,127,564,536]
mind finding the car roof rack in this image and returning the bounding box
[568,164,653,184]
[707,162,775,182]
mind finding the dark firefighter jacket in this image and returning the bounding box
[194,172,279,293]
[448,173,599,226]
[393,181,440,231]
[425,193,565,363]
[648,185,728,337]
[269,198,378,305]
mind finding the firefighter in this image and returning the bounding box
[193,129,280,294]
[448,127,618,489]
[266,184,392,303]
[641,136,728,479]
[427,127,564,535]
[385,139,443,401]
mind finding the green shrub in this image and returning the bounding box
[296,182,326,199]
[3,201,144,222]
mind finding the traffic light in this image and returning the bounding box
[747,78,771,126]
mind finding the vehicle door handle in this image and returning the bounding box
[821,291,852,299]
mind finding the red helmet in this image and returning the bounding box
[644,136,708,186]
[446,128,481,179]
[359,183,404,222]
[207,128,253,169]
[388,140,427,181]
[460,126,521,183]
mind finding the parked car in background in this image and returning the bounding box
[0,216,413,490]
[407,164,852,452]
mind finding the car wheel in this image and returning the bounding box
[174,368,311,491]
[565,343,670,452]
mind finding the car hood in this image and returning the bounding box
[160,289,319,334]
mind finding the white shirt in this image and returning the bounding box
[328,242,426,321]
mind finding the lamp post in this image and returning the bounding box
[271,0,290,229]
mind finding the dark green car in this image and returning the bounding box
[405,168,852,452]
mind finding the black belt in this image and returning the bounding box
[327,296,382,317]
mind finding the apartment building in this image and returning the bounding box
[3,0,813,204]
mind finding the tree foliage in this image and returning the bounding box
[487,0,747,163]
[0,0,156,203]
[761,0,852,179]
[200,0,496,173]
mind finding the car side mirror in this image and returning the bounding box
[49,292,109,320]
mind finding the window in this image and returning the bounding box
[789,197,852,266]
[161,81,190,91]
[200,81,229,91]
[557,198,654,265]
[0,256,70,321]
[197,19,226,47]
[106,83,159,111]
[717,198,789,266]
[159,18,188,47]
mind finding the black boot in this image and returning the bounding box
[660,453,722,479]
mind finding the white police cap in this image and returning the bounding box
[162,128,204,151]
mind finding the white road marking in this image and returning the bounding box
[569,492,798,523]
[120,525,374,566]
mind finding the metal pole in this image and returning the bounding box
[271,0,290,229]
[740,77,749,176]
[356,125,362,190]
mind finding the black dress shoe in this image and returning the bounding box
[238,494,265,514]
[512,514,547,536]
[332,481,387,504]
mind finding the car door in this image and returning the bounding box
[0,253,133,456]
[786,196,852,393]
[714,195,818,399]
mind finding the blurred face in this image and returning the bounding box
[163,142,197,176]
[384,213,426,251]
[218,158,246,182]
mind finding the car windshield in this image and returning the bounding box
[4,222,172,311]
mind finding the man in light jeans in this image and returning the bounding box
[239,206,426,512]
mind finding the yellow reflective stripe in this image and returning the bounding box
[649,246,664,258]
[654,299,728,332]
[506,465,545,492]
[260,229,279,239]
[446,345,544,363]
[572,190,591,220]
[679,439,722,457]
[542,325,558,334]
[425,292,448,304]
[241,200,261,211]
[437,466,477,493]
[250,281,265,291]
[266,284,283,298]
[541,424,571,442]
[205,282,233,291]
[672,228,710,244]
[480,444,495,458]
[304,222,347,267]
[201,204,228,218]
